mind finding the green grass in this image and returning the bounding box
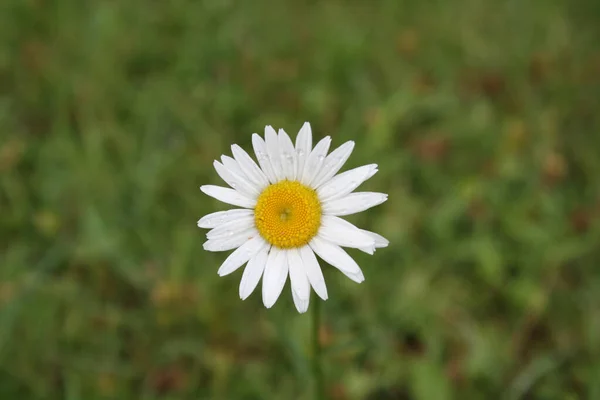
[2,0,600,399]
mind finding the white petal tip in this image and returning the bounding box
[294,297,309,313]
[262,293,275,308]
[374,236,390,248]
[202,243,214,252]
[312,288,329,301]
[366,168,379,180]
[251,133,263,144]
[350,272,365,283]
[217,265,234,276]
[360,247,376,255]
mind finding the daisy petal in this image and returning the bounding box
[309,237,365,283]
[221,155,264,195]
[288,248,310,301]
[318,215,376,251]
[362,229,389,247]
[203,228,257,252]
[265,126,284,181]
[197,209,254,228]
[316,164,378,202]
[239,246,269,300]
[301,136,331,185]
[262,248,289,308]
[231,144,270,190]
[322,192,388,216]
[252,134,278,183]
[357,243,376,255]
[278,129,297,180]
[357,229,389,254]
[292,287,310,313]
[200,185,256,208]
[221,155,263,194]
[299,245,328,300]
[213,160,259,198]
[312,141,355,189]
[288,249,310,314]
[220,155,245,177]
[295,122,312,181]
[217,236,268,276]
[206,216,254,239]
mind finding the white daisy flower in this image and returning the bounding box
[198,123,389,313]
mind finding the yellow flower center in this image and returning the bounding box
[254,180,322,249]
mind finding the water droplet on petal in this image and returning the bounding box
[297,149,305,156]
[317,155,325,161]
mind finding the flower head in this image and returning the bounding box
[198,123,388,313]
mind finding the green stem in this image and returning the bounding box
[312,299,324,400]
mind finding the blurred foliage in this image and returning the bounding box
[1,0,600,399]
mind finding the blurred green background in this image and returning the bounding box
[2,0,600,399]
